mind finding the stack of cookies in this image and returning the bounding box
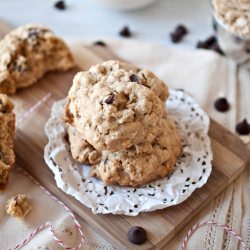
[65,60,182,187]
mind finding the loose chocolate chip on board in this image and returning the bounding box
[236,119,250,135]
[54,0,66,10]
[119,26,132,38]
[246,48,250,53]
[104,93,115,104]
[128,226,147,245]
[130,74,139,84]
[214,97,230,112]
[93,40,106,47]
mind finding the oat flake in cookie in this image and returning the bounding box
[65,60,168,151]
[0,24,75,94]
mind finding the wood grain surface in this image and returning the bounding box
[1,20,249,249]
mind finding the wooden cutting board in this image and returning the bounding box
[1,21,249,250]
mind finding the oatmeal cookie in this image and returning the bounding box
[91,118,182,187]
[67,124,101,164]
[0,94,15,191]
[65,60,165,151]
[0,24,75,94]
[5,194,32,219]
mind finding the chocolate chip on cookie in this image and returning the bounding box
[130,74,139,84]
[128,226,147,245]
[104,93,115,104]
[214,97,230,112]
[54,0,66,10]
[236,119,250,135]
[119,26,132,38]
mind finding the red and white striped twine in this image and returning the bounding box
[12,168,84,250]
[182,220,248,250]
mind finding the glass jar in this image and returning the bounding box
[212,0,250,68]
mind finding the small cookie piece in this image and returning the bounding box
[6,194,32,219]
[0,94,15,191]
[65,60,168,151]
[0,24,75,94]
[67,124,101,164]
[91,118,182,187]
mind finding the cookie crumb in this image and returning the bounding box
[6,194,32,219]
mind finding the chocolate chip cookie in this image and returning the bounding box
[65,60,167,151]
[91,118,182,187]
[0,24,75,94]
[0,94,15,191]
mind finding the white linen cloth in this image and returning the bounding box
[0,38,249,250]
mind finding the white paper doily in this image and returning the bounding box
[44,89,213,216]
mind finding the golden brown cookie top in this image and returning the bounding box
[65,60,167,152]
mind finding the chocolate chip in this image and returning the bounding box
[130,74,139,83]
[236,119,250,135]
[196,35,224,55]
[170,32,183,43]
[196,41,208,49]
[119,26,131,38]
[206,36,217,46]
[214,97,230,112]
[210,43,224,55]
[93,40,106,47]
[170,24,188,43]
[176,25,188,35]
[245,48,250,53]
[64,133,69,143]
[104,93,115,104]
[128,226,147,245]
[54,0,66,10]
